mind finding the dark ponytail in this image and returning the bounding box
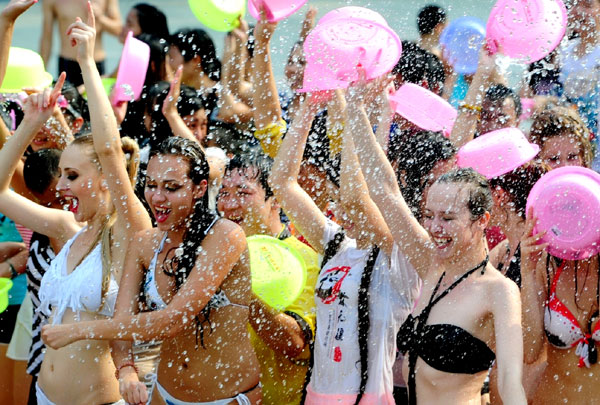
[149,137,218,348]
[354,245,380,405]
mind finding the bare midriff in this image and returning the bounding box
[37,309,120,405]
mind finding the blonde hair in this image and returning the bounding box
[70,134,140,310]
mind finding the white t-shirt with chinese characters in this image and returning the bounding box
[307,220,420,405]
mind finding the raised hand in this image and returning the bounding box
[0,0,37,23]
[162,65,183,117]
[66,1,96,64]
[21,72,66,129]
[253,5,278,44]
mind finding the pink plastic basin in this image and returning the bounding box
[248,0,307,22]
[299,17,401,92]
[526,166,600,261]
[111,31,150,106]
[486,0,567,63]
[388,83,457,136]
[318,6,388,27]
[457,127,539,179]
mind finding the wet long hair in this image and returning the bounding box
[148,137,218,348]
[132,3,169,40]
[71,134,140,311]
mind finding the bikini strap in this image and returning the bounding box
[407,255,489,405]
[426,255,489,316]
[550,260,567,296]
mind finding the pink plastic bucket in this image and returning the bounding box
[111,31,150,106]
[526,166,600,260]
[317,6,388,27]
[388,83,457,136]
[299,17,401,92]
[486,0,567,63]
[457,127,539,179]
[248,0,307,22]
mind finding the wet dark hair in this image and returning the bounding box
[489,163,548,220]
[484,84,522,118]
[436,168,493,220]
[23,148,61,195]
[136,81,203,148]
[225,151,274,200]
[392,131,457,220]
[417,5,446,35]
[136,33,169,87]
[149,137,217,348]
[132,3,169,40]
[170,29,221,81]
[392,41,445,95]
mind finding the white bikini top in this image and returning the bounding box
[39,228,119,325]
[143,217,247,312]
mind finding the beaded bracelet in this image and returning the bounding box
[115,361,139,380]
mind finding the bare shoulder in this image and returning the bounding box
[489,240,509,267]
[205,218,247,252]
[482,266,521,305]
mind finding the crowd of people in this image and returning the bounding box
[0,0,599,404]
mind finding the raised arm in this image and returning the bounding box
[269,97,328,254]
[449,48,497,148]
[42,223,248,345]
[491,277,527,405]
[216,30,253,124]
[39,0,55,66]
[348,74,432,275]
[162,66,199,143]
[337,88,394,255]
[0,75,80,242]
[0,0,37,85]
[68,4,150,233]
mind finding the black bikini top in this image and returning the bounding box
[397,256,495,405]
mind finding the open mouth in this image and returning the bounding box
[226,215,243,225]
[154,206,172,223]
[432,235,452,250]
[63,196,79,214]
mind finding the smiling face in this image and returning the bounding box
[144,154,206,232]
[539,134,585,169]
[55,143,110,223]
[217,168,277,237]
[422,182,488,261]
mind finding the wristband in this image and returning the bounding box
[115,361,139,380]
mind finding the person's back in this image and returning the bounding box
[40,0,121,85]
